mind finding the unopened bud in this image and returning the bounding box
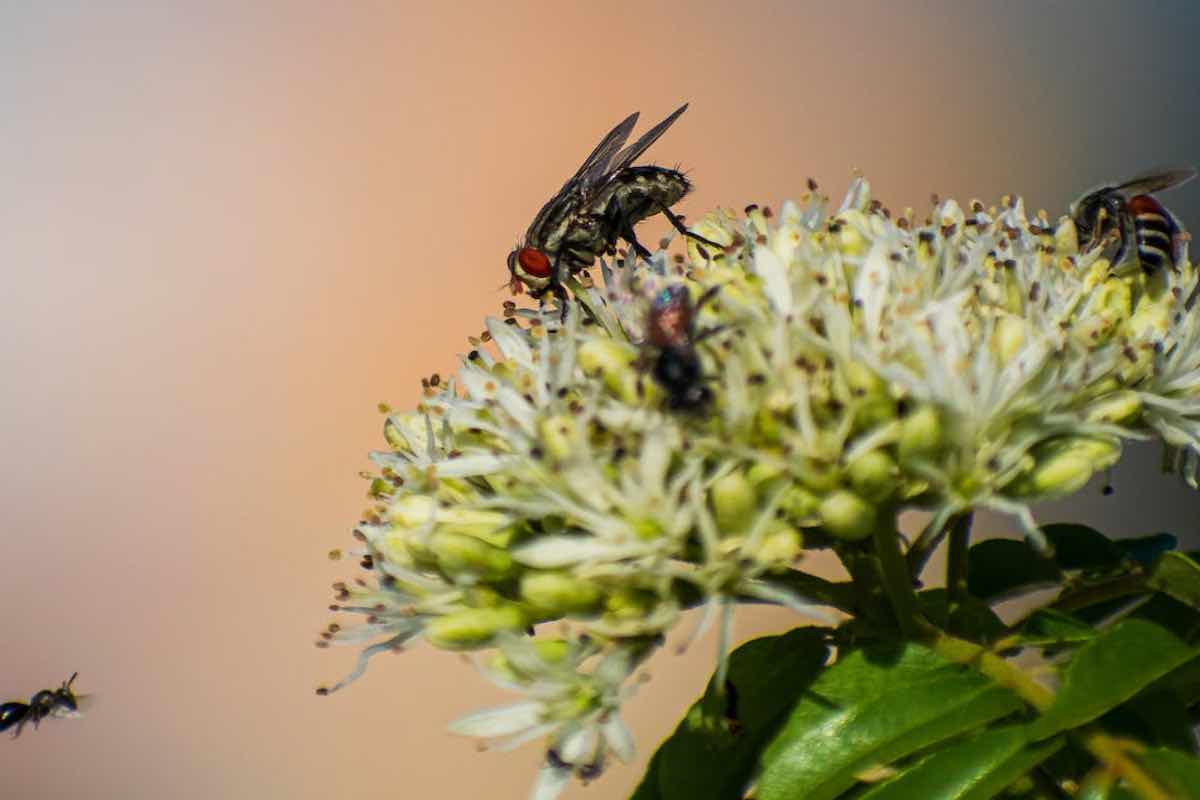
[1085,390,1142,425]
[1007,436,1121,499]
[520,571,602,616]
[539,415,579,462]
[898,405,944,465]
[577,339,640,403]
[426,605,529,650]
[755,525,803,568]
[847,450,899,502]
[711,470,756,534]
[819,490,876,541]
[429,531,516,581]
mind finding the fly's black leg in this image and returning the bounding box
[694,285,720,312]
[694,325,727,344]
[660,205,723,249]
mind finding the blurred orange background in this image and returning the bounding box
[3,3,1200,797]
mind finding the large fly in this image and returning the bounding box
[506,104,720,309]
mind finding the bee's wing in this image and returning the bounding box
[1115,166,1198,195]
[50,693,94,720]
[558,111,640,195]
[606,103,689,177]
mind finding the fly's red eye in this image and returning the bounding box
[517,248,552,277]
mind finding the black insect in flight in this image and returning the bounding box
[1,673,83,738]
[642,284,723,411]
[507,104,720,308]
[1069,167,1196,274]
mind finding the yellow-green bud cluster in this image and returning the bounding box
[321,175,1200,753]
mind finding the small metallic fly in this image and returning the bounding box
[1,673,85,738]
[507,104,720,309]
[639,284,724,411]
[1069,167,1196,275]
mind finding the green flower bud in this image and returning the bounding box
[746,462,785,487]
[755,525,803,568]
[898,404,944,465]
[990,315,1026,364]
[603,587,656,621]
[426,605,529,650]
[538,414,578,462]
[429,531,516,581]
[847,449,899,502]
[1084,389,1142,425]
[780,485,820,523]
[577,339,640,403]
[819,490,877,541]
[487,639,571,682]
[710,470,756,534]
[631,517,665,541]
[519,571,602,616]
[1007,436,1121,499]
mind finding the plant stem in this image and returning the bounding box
[928,627,1172,800]
[945,512,973,607]
[873,513,923,638]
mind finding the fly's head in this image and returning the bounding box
[507,245,553,295]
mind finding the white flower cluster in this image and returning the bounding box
[319,176,1200,797]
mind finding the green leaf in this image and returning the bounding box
[1130,747,1200,800]
[1116,533,1178,566]
[1016,609,1096,647]
[1101,689,1199,754]
[1083,748,1200,800]
[754,641,1022,800]
[918,589,1007,642]
[855,725,1063,800]
[630,628,830,800]
[1147,551,1200,610]
[1042,524,1124,572]
[967,539,1061,601]
[1029,619,1199,739]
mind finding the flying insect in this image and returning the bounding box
[507,104,720,307]
[641,284,723,411]
[1,673,83,738]
[1069,167,1196,274]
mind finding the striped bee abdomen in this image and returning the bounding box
[1127,193,1181,273]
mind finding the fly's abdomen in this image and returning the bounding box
[600,167,691,228]
[1128,193,1181,272]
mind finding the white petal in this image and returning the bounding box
[602,715,636,763]
[558,725,597,764]
[753,245,792,315]
[512,537,646,568]
[529,763,572,800]
[486,316,534,367]
[432,454,508,477]
[448,702,543,738]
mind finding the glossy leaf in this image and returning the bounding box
[1130,747,1200,800]
[1030,619,1198,739]
[1147,551,1200,610]
[1101,689,1199,754]
[1016,609,1096,647]
[1042,524,1124,572]
[754,641,1021,800]
[855,725,1063,800]
[1116,533,1179,566]
[967,539,1061,601]
[630,628,830,800]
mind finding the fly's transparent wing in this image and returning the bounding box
[1114,166,1198,195]
[605,104,688,178]
[557,111,639,196]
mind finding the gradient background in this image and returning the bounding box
[4,3,1200,797]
